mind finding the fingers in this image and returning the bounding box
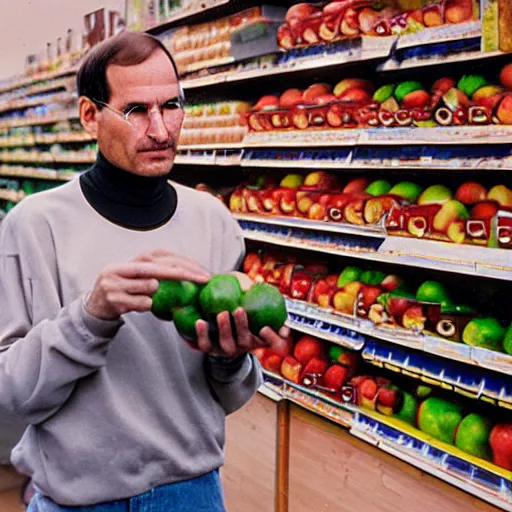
[216,312,237,357]
[114,262,210,283]
[232,308,256,351]
[133,250,211,280]
[195,320,213,354]
[259,326,290,354]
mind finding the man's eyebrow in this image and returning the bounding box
[123,97,182,111]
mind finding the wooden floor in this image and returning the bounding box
[0,465,24,512]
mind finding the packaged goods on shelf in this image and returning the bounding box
[481,0,512,51]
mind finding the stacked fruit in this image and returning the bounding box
[248,64,512,132]
[230,172,512,247]
[256,332,512,471]
[244,252,512,353]
[179,101,250,146]
[254,333,358,392]
[277,0,475,49]
[151,273,287,345]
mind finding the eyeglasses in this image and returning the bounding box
[93,87,185,131]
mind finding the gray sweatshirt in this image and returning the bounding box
[0,178,262,506]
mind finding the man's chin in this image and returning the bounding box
[137,153,174,176]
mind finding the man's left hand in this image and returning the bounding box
[195,308,291,358]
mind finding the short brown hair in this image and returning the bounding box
[77,31,178,104]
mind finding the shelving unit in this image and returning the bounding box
[3,1,512,510]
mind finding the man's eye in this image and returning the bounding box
[126,105,147,116]
[162,101,182,111]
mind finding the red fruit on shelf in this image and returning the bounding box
[490,424,512,471]
[402,90,431,109]
[423,5,444,27]
[497,95,512,125]
[252,347,268,363]
[280,88,304,109]
[455,182,488,205]
[286,3,319,26]
[293,335,324,364]
[323,364,349,392]
[339,88,373,104]
[344,198,366,225]
[290,272,314,301]
[303,83,332,103]
[359,285,383,309]
[277,24,294,49]
[500,63,512,89]
[280,356,303,383]
[243,253,261,274]
[326,193,355,221]
[380,274,402,292]
[470,201,500,220]
[360,377,378,409]
[333,79,375,98]
[343,177,371,194]
[377,385,402,416]
[254,95,280,111]
[445,0,473,24]
[262,352,284,373]
[313,93,338,106]
[402,305,426,332]
[300,356,328,381]
[358,7,380,33]
[431,77,456,95]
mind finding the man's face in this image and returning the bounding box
[96,49,184,177]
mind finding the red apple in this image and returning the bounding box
[455,182,488,205]
[280,356,303,383]
[293,335,323,365]
[290,272,313,301]
[303,83,332,103]
[302,171,337,191]
[323,364,348,392]
[497,95,512,125]
[359,377,378,409]
[445,0,473,24]
[254,95,280,111]
[263,352,283,373]
[333,79,375,97]
[402,90,431,109]
[380,274,402,292]
[432,77,456,95]
[338,88,373,104]
[300,356,328,381]
[280,88,304,109]
[470,201,500,220]
[313,93,338,106]
[500,64,512,90]
[359,285,382,309]
[243,253,262,274]
[490,424,512,471]
[286,3,318,27]
[343,177,371,194]
[277,24,294,49]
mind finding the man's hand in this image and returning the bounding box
[85,249,211,320]
[195,307,291,358]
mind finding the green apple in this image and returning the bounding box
[337,266,362,288]
[417,397,463,445]
[280,174,304,188]
[394,391,418,426]
[457,75,488,97]
[373,84,396,103]
[417,185,453,205]
[503,323,512,355]
[388,182,423,203]
[365,180,392,197]
[394,81,424,103]
[462,318,506,351]
[455,413,492,460]
[416,280,452,307]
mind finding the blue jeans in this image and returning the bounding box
[27,470,226,511]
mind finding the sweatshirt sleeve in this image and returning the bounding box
[0,208,122,425]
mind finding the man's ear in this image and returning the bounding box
[79,96,100,137]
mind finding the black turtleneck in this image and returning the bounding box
[79,153,178,230]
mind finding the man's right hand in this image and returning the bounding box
[84,249,211,320]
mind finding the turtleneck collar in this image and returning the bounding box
[79,152,178,230]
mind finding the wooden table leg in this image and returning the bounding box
[275,400,290,512]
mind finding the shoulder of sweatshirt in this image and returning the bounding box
[1,180,79,236]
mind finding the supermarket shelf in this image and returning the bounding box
[178,142,244,151]
[182,37,393,91]
[0,132,95,148]
[0,154,95,165]
[146,0,231,34]
[0,189,24,202]
[233,213,386,239]
[244,126,512,148]
[285,297,512,378]
[362,338,512,409]
[0,66,78,95]
[260,375,512,511]
[0,166,76,181]
[175,149,243,166]
[0,111,80,130]
[237,216,512,281]
[0,91,75,115]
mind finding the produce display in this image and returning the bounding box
[230,171,512,248]
[247,65,512,132]
[243,251,512,353]
[255,331,512,471]
[151,273,287,344]
[179,101,251,145]
[277,0,477,49]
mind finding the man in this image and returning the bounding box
[0,31,287,511]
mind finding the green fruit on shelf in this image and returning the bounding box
[173,305,203,342]
[394,81,424,103]
[337,266,362,288]
[417,397,463,445]
[503,324,512,355]
[455,413,492,461]
[457,75,488,97]
[280,174,304,188]
[462,318,506,351]
[417,184,453,205]
[199,275,243,318]
[416,385,432,399]
[394,391,418,426]
[365,180,392,197]
[241,283,287,335]
[373,84,396,103]
[360,270,386,286]
[388,181,423,203]
[152,280,198,321]
[416,281,452,307]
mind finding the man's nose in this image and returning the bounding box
[146,108,169,143]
